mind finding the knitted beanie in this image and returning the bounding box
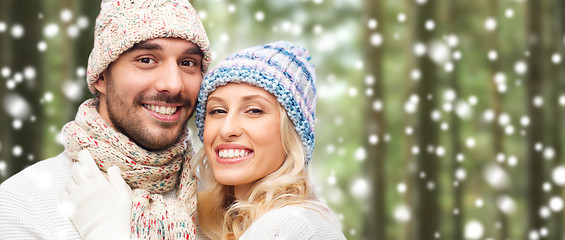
[195,41,317,163]
[86,0,211,95]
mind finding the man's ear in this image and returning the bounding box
[94,72,107,95]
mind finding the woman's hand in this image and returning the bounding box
[62,150,132,240]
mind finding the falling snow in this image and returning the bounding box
[465,220,484,239]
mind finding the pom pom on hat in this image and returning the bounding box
[86,0,211,95]
[195,41,317,164]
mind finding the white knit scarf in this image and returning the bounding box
[62,99,197,239]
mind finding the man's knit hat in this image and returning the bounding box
[195,41,317,163]
[86,0,211,95]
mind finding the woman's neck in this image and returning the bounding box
[234,182,254,200]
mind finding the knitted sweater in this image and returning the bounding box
[0,153,209,240]
[239,204,346,240]
[0,153,81,239]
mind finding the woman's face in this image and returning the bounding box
[203,83,285,198]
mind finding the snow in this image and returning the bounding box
[67,25,79,38]
[12,119,23,130]
[23,67,36,82]
[255,11,265,22]
[484,17,497,31]
[551,166,565,186]
[368,134,378,145]
[532,95,543,107]
[483,164,509,190]
[549,196,564,212]
[464,220,484,239]
[372,100,383,111]
[425,20,435,31]
[350,178,370,199]
[551,53,561,64]
[505,9,515,18]
[76,16,89,29]
[397,182,407,193]
[411,69,421,80]
[455,168,466,180]
[413,42,426,56]
[466,138,476,148]
[227,4,236,13]
[354,147,366,161]
[539,206,551,219]
[3,93,32,119]
[367,19,377,29]
[514,60,527,75]
[0,160,6,177]
[11,24,24,38]
[497,195,516,214]
[60,9,73,23]
[488,50,498,61]
[370,33,383,47]
[429,40,450,64]
[37,41,48,52]
[393,204,411,222]
[44,23,59,38]
[397,13,406,23]
[12,145,23,157]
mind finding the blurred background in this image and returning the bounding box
[1,0,565,239]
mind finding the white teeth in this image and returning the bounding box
[144,104,177,115]
[219,149,251,159]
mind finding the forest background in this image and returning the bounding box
[1,0,565,240]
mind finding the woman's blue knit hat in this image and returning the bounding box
[195,41,317,164]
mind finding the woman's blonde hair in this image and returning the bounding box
[193,104,316,240]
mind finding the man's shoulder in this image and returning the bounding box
[0,153,71,196]
[0,153,81,239]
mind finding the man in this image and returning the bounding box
[0,0,210,239]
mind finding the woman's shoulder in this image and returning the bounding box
[240,203,346,240]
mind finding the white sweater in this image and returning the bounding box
[240,204,346,240]
[0,153,210,240]
[0,153,81,239]
[0,154,344,240]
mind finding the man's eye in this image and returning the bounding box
[138,58,155,64]
[180,60,195,67]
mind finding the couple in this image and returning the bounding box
[0,0,345,239]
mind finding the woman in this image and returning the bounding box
[193,41,344,239]
[64,41,345,239]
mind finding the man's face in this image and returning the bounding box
[94,38,203,150]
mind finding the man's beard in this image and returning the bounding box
[105,88,192,151]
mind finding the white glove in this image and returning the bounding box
[63,150,132,240]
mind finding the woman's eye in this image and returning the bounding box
[247,108,264,114]
[208,108,227,115]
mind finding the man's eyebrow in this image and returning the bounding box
[126,42,162,52]
[125,41,203,56]
[184,46,203,56]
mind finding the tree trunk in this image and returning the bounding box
[445,0,463,239]
[525,0,545,237]
[0,0,13,183]
[413,1,440,240]
[40,0,76,159]
[9,0,44,172]
[362,0,386,239]
[548,0,564,238]
[486,1,509,239]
